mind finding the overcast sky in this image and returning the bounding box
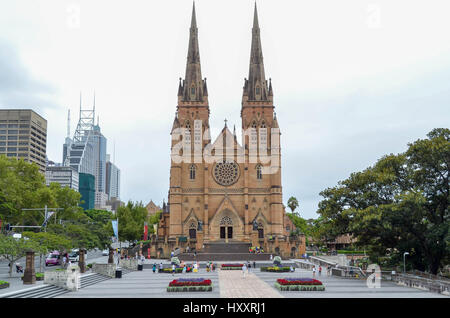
[1,0,449,219]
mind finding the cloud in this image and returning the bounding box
[0,39,58,110]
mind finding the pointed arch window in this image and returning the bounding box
[255,86,261,95]
[189,164,196,180]
[261,121,266,128]
[191,86,196,96]
[256,164,262,180]
[251,121,257,128]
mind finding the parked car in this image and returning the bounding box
[102,249,109,256]
[68,251,79,262]
[45,251,60,266]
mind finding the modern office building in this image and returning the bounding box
[0,109,47,173]
[79,172,95,210]
[45,163,79,190]
[91,124,108,207]
[106,154,120,200]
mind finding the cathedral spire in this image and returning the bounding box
[180,1,207,103]
[244,2,269,101]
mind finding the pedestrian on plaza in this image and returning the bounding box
[172,264,176,276]
[270,254,273,261]
[159,262,163,273]
[211,261,215,271]
[319,266,322,276]
[242,263,247,278]
[247,261,251,274]
[152,263,156,273]
[171,250,174,258]
[253,261,256,270]
[312,266,316,278]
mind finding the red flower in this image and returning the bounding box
[276,279,323,286]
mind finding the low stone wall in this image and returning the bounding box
[44,264,80,291]
[394,275,450,296]
[119,259,138,270]
[92,263,117,278]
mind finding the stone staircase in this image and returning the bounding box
[1,269,134,298]
[178,241,272,261]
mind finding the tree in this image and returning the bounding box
[22,231,72,272]
[287,197,299,215]
[0,234,40,277]
[317,129,449,274]
[116,201,148,242]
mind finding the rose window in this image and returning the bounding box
[213,160,240,186]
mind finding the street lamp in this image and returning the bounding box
[403,252,409,273]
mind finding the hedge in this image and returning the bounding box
[274,283,325,291]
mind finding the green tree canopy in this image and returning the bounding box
[317,128,449,274]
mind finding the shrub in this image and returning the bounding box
[0,280,9,285]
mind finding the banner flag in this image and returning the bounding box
[112,220,119,238]
[42,211,55,227]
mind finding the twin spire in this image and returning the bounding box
[179,2,271,103]
[179,2,207,103]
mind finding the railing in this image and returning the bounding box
[393,273,450,295]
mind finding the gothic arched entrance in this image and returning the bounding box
[220,216,233,242]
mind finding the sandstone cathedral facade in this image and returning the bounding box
[153,3,305,259]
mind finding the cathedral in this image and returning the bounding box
[153,3,305,259]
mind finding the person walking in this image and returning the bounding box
[242,263,247,278]
[159,262,163,273]
[247,261,251,274]
[319,265,322,276]
[253,261,256,270]
[312,266,316,278]
[270,254,273,261]
[152,263,156,273]
[182,264,186,274]
[171,264,176,276]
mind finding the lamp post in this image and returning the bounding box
[403,252,409,273]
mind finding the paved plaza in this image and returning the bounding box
[52,266,446,298]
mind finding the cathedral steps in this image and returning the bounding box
[179,242,270,261]
[178,252,271,262]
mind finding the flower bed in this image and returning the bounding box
[274,278,325,291]
[261,266,293,272]
[221,264,244,270]
[159,267,193,274]
[167,278,213,292]
[0,280,10,289]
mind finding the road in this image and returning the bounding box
[0,249,108,278]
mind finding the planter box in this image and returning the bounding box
[167,285,213,292]
[261,267,293,272]
[0,283,10,289]
[274,283,325,291]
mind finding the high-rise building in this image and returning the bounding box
[91,123,108,207]
[63,95,114,209]
[106,154,120,200]
[0,109,47,173]
[45,163,79,190]
[79,172,95,210]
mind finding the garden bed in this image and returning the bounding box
[0,281,10,289]
[221,264,243,270]
[274,278,325,291]
[261,266,293,272]
[159,267,193,274]
[167,278,213,292]
[21,273,44,281]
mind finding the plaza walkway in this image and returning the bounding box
[218,270,283,298]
